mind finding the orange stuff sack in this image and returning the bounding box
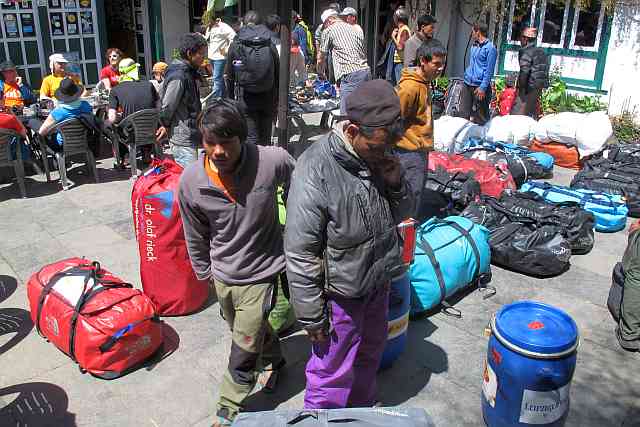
[530,140,581,170]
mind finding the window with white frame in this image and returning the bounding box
[538,0,570,47]
[506,0,607,52]
[507,0,536,44]
[569,0,605,50]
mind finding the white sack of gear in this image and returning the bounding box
[434,116,486,152]
[533,112,583,145]
[575,111,614,157]
[483,115,537,145]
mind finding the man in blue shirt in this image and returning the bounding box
[461,23,497,125]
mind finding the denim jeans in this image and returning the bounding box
[211,59,226,98]
[170,143,198,168]
[339,69,371,115]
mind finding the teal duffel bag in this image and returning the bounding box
[410,216,493,316]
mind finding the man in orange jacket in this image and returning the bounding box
[396,44,446,212]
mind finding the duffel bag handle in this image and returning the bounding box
[99,315,160,353]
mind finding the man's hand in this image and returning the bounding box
[374,154,403,191]
[156,126,167,141]
[16,76,23,87]
[307,328,328,343]
[392,28,399,39]
[630,219,640,235]
[474,87,486,101]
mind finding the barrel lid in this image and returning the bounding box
[495,301,578,356]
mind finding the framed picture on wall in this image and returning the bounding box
[19,0,32,9]
[66,11,78,34]
[20,12,34,36]
[80,11,92,33]
[78,0,90,8]
[1,0,16,10]
[50,11,64,34]
[48,0,60,7]
[63,0,76,8]
[3,13,19,37]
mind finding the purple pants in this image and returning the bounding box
[304,286,389,409]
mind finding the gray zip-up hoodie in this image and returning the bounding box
[160,59,202,147]
[178,144,295,284]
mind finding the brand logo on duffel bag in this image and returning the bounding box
[45,315,60,336]
[126,335,152,356]
[145,191,174,219]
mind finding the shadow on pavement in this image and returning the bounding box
[0,275,18,305]
[569,338,640,426]
[243,334,310,413]
[144,321,181,373]
[0,177,61,201]
[0,382,77,426]
[0,308,33,356]
[377,318,448,406]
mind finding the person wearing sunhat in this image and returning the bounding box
[38,78,92,151]
[39,53,83,101]
[285,79,414,409]
[512,27,549,119]
[0,60,36,110]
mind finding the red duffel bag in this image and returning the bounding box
[27,258,163,379]
[132,157,209,315]
[530,140,581,169]
[428,152,516,198]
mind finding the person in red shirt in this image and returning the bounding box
[0,90,29,161]
[498,73,517,116]
[99,48,123,91]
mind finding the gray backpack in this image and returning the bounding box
[233,408,434,426]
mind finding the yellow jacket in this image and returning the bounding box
[396,67,433,152]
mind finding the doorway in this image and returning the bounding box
[104,0,136,59]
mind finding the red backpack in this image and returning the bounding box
[132,157,209,316]
[428,152,516,198]
[27,258,163,379]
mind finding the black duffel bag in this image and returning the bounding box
[462,198,572,277]
[608,262,625,322]
[461,148,550,187]
[498,191,595,254]
[570,164,640,217]
[597,143,640,163]
[417,166,481,222]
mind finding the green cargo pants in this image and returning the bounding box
[213,278,284,421]
[620,230,640,350]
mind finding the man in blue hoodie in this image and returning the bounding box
[461,23,497,125]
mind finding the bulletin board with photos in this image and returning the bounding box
[47,0,102,85]
[0,0,46,88]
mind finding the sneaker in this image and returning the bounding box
[211,416,232,427]
[256,359,286,394]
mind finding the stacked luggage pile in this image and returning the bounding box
[410,110,639,321]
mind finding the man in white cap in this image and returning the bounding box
[512,27,549,119]
[314,3,341,60]
[318,9,371,114]
[339,7,363,34]
[39,53,83,101]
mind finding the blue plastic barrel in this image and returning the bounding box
[482,301,579,427]
[379,272,411,370]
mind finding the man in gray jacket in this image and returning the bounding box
[285,80,414,409]
[403,14,443,68]
[178,99,295,426]
[158,33,207,167]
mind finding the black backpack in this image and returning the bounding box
[235,36,276,93]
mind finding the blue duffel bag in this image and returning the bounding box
[520,181,628,232]
[461,139,555,171]
[410,216,492,316]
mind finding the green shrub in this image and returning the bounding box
[612,112,640,143]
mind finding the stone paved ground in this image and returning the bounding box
[0,116,638,426]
